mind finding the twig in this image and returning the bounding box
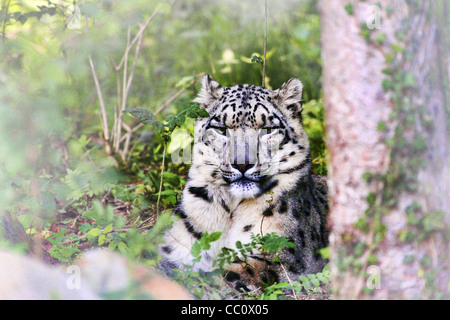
[115,26,131,151]
[111,58,121,148]
[112,6,160,159]
[115,5,161,70]
[83,2,161,164]
[126,31,144,95]
[119,30,145,158]
[89,54,111,155]
[262,0,268,87]
[121,127,132,160]
[279,261,298,300]
[156,141,167,216]
[259,215,266,237]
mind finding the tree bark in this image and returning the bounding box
[319,0,449,299]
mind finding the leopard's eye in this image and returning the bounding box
[261,127,281,135]
[210,126,227,136]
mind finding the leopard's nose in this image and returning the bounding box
[232,161,254,174]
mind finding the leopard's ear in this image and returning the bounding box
[271,77,303,120]
[193,74,223,112]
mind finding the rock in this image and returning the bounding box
[0,250,98,299]
[0,248,191,300]
[78,249,192,300]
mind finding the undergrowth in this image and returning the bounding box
[0,0,328,300]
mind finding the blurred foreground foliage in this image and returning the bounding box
[0,0,327,299]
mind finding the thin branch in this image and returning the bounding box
[279,261,298,300]
[156,141,167,216]
[262,0,268,87]
[112,6,160,158]
[113,102,118,147]
[115,26,131,151]
[111,58,121,148]
[88,54,111,155]
[126,31,144,95]
[117,30,144,156]
[120,120,133,160]
[121,132,132,160]
[115,5,161,70]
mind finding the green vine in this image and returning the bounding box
[331,1,449,299]
[352,1,448,299]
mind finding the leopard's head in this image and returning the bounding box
[191,75,310,199]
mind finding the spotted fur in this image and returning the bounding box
[159,75,328,292]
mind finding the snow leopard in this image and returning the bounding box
[159,75,329,292]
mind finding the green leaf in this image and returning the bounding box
[108,242,117,250]
[377,121,388,132]
[317,273,329,285]
[191,241,201,257]
[319,247,331,259]
[124,107,158,126]
[308,274,321,287]
[117,241,128,254]
[286,241,296,249]
[103,223,113,234]
[196,108,210,118]
[162,171,180,187]
[17,214,35,229]
[185,105,209,118]
[153,190,175,196]
[344,3,354,15]
[135,184,147,195]
[79,223,92,234]
[374,33,386,45]
[87,228,102,237]
[403,72,417,89]
[208,232,222,242]
[98,234,106,245]
[163,195,177,205]
[299,276,311,291]
[251,55,263,64]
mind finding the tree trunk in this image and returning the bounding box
[319,0,449,299]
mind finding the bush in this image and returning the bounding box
[0,0,327,300]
